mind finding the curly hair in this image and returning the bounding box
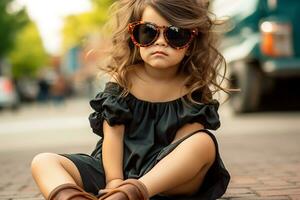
[98,0,228,104]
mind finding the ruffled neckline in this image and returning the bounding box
[106,82,188,105]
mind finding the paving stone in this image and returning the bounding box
[290,194,300,200]
[257,188,300,196]
[1,99,300,200]
[231,196,290,200]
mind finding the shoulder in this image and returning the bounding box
[106,63,141,86]
[107,73,118,84]
[177,98,220,130]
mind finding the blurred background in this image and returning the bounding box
[0,0,300,113]
[212,0,300,113]
[0,0,111,111]
[0,0,300,199]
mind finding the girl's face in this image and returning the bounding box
[139,6,189,70]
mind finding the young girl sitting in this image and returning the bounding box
[31,0,230,200]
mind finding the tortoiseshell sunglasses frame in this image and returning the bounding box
[128,21,198,50]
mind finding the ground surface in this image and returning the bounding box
[0,98,299,200]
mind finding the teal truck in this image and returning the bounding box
[211,0,300,113]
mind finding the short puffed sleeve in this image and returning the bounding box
[88,88,132,137]
[179,99,221,130]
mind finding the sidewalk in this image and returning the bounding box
[1,133,299,200]
[218,133,300,200]
[0,99,300,200]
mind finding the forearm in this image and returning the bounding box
[102,121,125,183]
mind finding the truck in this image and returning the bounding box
[211,0,300,113]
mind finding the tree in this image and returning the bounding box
[9,21,49,78]
[61,0,115,50]
[0,0,28,59]
[89,0,116,24]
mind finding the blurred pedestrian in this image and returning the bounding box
[37,77,50,102]
[31,1,230,200]
[50,73,67,105]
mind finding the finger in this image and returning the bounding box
[98,188,112,195]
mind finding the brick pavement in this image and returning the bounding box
[0,145,93,200]
[0,99,300,200]
[0,132,299,200]
[218,133,300,200]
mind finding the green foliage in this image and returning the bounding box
[62,12,100,50]
[0,0,29,58]
[9,22,49,78]
[90,0,115,8]
[61,0,115,50]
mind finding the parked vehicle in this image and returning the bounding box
[0,76,19,110]
[16,78,39,102]
[211,0,300,113]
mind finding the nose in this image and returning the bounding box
[154,29,168,47]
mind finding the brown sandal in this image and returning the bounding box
[48,183,98,200]
[98,179,149,200]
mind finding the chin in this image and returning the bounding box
[147,61,177,69]
[149,64,173,69]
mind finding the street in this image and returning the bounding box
[0,98,300,200]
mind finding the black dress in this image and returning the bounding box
[61,82,230,200]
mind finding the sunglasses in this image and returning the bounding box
[128,21,198,49]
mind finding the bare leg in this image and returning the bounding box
[31,153,84,199]
[138,132,216,197]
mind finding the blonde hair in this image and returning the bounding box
[99,0,229,104]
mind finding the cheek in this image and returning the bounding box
[139,47,188,66]
[139,48,147,60]
[171,49,187,63]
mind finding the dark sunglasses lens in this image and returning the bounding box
[132,23,157,46]
[166,26,192,48]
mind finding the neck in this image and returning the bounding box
[143,63,180,82]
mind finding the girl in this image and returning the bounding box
[31,0,230,200]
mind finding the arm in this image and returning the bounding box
[102,120,125,188]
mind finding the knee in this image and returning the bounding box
[31,152,58,172]
[182,133,216,166]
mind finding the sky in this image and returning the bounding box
[15,0,92,55]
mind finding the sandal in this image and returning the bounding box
[48,183,98,200]
[98,179,149,200]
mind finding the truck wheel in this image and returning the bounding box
[228,61,262,113]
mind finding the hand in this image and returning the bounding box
[98,179,124,196]
[106,178,124,189]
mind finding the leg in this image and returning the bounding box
[31,152,84,199]
[138,132,216,197]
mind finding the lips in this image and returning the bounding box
[151,51,168,56]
